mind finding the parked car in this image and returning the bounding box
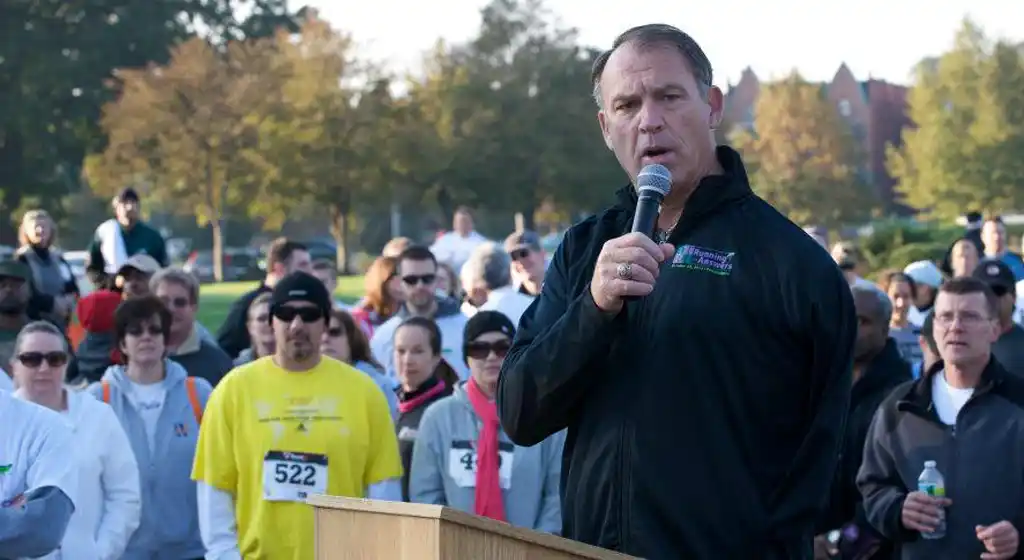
[184,247,261,283]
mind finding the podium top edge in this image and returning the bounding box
[306,495,639,559]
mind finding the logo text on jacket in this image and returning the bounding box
[670,244,735,276]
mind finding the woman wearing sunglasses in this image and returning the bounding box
[87,296,212,560]
[408,311,565,533]
[11,321,141,560]
[321,308,399,420]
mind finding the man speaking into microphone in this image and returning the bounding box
[497,24,856,559]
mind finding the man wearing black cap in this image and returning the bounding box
[193,271,403,559]
[86,187,168,290]
[0,261,33,367]
[974,259,1024,376]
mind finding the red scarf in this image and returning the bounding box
[465,378,506,522]
[398,380,447,414]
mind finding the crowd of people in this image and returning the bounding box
[0,190,561,559]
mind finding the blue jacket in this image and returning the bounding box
[88,361,211,559]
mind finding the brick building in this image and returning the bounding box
[722,64,911,211]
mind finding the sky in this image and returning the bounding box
[306,0,1024,87]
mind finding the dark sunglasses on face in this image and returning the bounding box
[160,296,191,309]
[466,340,512,360]
[402,274,436,286]
[17,351,68,368]
[510,248,531,260]
[127,324,163,337]
[272,306,324,323]
[327,327,345,338]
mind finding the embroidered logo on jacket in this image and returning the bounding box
[671,244,735,276]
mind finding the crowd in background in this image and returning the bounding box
[4,184,1024,559]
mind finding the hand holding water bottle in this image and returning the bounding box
[900,491,951,533]
[976,521,1018,559]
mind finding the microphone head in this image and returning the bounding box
[636,164,672,200]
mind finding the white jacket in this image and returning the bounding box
[15,388,142,560]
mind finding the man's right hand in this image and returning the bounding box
[901,491,951,533]
[590,232,674,313]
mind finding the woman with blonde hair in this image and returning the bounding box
[16,209,79,326]
[350,256,402,336]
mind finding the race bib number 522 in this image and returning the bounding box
[262,451,328,502]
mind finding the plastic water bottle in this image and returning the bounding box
[917,460,946,539]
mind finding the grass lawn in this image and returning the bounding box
[196,275,365,331]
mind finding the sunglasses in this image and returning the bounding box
[466,340,512,360]
[327,327,345,338]
[402,274,436,286]
[160,296,191,309]
[272,306,324,323]
[17,351,68,368]
[127,324,163,337]
[510,248,531,261]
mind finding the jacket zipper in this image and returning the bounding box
[616,423,634,550]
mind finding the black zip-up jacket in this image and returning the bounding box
[857,358,1024,560]
[818,338,911,554]
[396,376,453,502]
[497,146,856,559]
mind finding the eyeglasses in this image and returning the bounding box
[510,248,531,261]
[327,327,345,338]
[934,311,991,327]
[160,296,191,309]
[126,324,163,337]
[17,351,68,368]
[402,274,436,286]
[466,340,511,360]
[272,306,324,323]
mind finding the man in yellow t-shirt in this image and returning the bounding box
[193,271,403,559]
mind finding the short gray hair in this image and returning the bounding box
[13,321,69,360]
[591,24,714,109]
[150,267,200,303]
[852,285,893,325]
[463,242,512,291]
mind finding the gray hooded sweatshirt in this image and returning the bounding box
[87,361,211,560]
[408,382,564,534]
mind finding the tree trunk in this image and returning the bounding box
[329,203,350,275]
[211,218,224,283]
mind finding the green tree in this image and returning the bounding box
[254,16,400,272]
[0,1,299,240]
[84,37,285,280]
[888,19,1024,218]
[731,71,876,228]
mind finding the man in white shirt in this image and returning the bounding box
[0,389,77,558]
[429,206,488,274]
[465,242,536,326]
[858,276,1023,559]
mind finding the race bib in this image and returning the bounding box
[447,440,514,490]
[262,451,328,502]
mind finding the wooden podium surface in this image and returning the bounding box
[308,495,639,560]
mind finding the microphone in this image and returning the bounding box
[630,164,672,239]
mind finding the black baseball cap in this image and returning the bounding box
[270,271,332,322]
[504,230,541,254]
[116,187,140,202]
[973,259,1016,295]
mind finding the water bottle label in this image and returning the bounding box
[919,482,945,497]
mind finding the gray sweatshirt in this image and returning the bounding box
[408,382,564,534]
[858,359,1024,559]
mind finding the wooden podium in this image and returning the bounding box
[307,495,639,560]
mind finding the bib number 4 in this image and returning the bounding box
[263,451,328,502]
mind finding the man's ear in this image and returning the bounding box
[707,85,724,129]
[597,110,614,151]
